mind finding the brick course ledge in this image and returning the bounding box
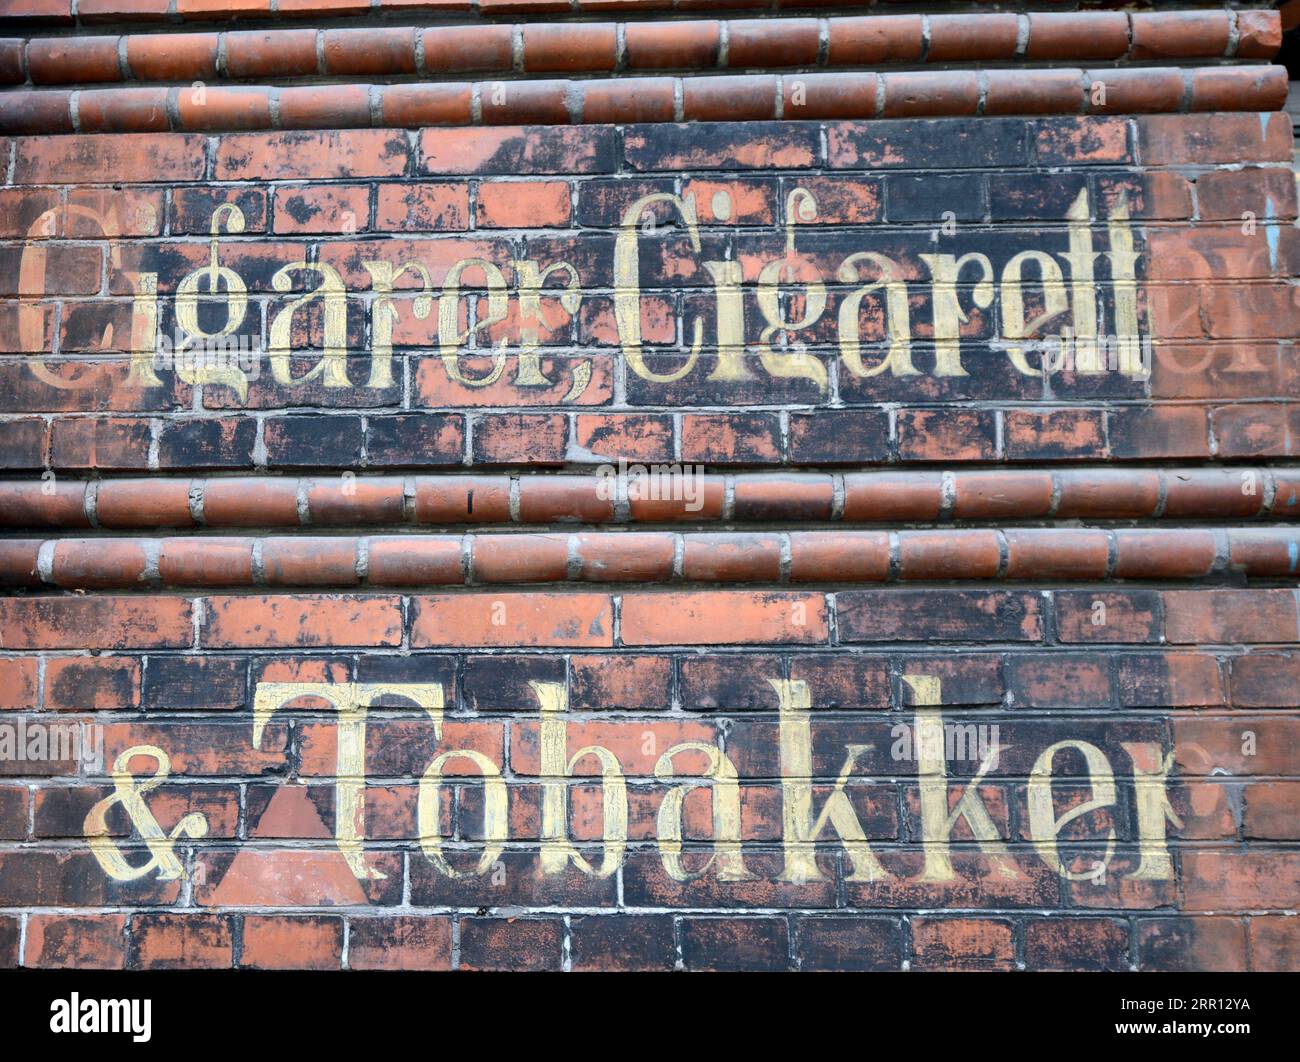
[1,11,1281,88]
[2,526,1298,589]
[0,65,1287,133]
[0,4,1280,50]
[1,469,1295,529]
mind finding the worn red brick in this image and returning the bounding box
[201,595,402,648]
[411,592,613,647]
[621,591,827,646]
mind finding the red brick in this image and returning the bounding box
[1004,530,1110,581]
[380,83,472,127]
[273,184,370,234]
[1250,917,1300,971]
[261,537,360,587]
[29,37,120,84]
[215,130,409,180]
[575,532,674,582]
[322,27,416,76]
[241,915,342,970]
[1244,782,1300,840]
[0,0,73,19]
[683,74,777,122]
[200,475,299,525]
[51,538,148,590]
[421,125,616,175]
[570,915,676,971]
[0,90,72,134]
[621,591,827,646]
[348,916,451,970]
[1184,852,1300,912]
[795,916,901,971]
[366,537,462,586]
[1026,13,1129,59]
[1056,591,1160,643]
[581,78,676,124]
[411,592,613,648]
[1140,113,1292,166]
[727,17,819,67]
[0,658,37,709]
[1191,66,1288,113]
[126,32,218,80]
[789,531,889,584]
[0,596,191,649]
[928,13,1017,61]
[45,655,141,709]
[897,409,997,461]
[681,532,781,582]
[1109,406,1210,460]
[1131,11,1230,59]
[1008,653,1111,707]
[472,532,568,583]
[1113,529,1217,579]
[681,414,780,464]
[459,917,561,972]
[201,595,402,648]
[899,530,1001,580]
[481,81,570,125]
[473,413,567,465]
[1237,11,1283,58]
[826,15,922,64]
[681,917,789,972]
[176,0,269,17]
[626,21,719,68]
[986,68,1086,116]
[155,538,253,587]
[414,475,510,523]
[421,25,512,73]
[913,918,1015,970]
[26,914,125,969]
[1025,918,1128,971]
[575,414,673,463]
[569,653,671,709]
[95,479,194,529]
[133,914,233,969]
[375,183,469,231]
[1035,116,1130,164]
[1137,917,1247,972]
[523,23,616,72]
[0,539,40,588]
[733,475,833,521]
[512,477,604,524]
[842,472,942,521]
[882,71,980,118]
[276,85,372,130]
[476,180,571,228]
[0,784,27,839]
[953,471,1054,519]
[1084,68,1185,116]
[1164,589,1298,645]
[176,87,271,134]
[225,29,319,79]
[1056,469,1160,518]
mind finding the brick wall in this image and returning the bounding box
[0,1,1297,972]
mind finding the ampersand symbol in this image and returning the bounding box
[83,745,208,882]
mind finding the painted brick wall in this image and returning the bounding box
[0,1,1297,972]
